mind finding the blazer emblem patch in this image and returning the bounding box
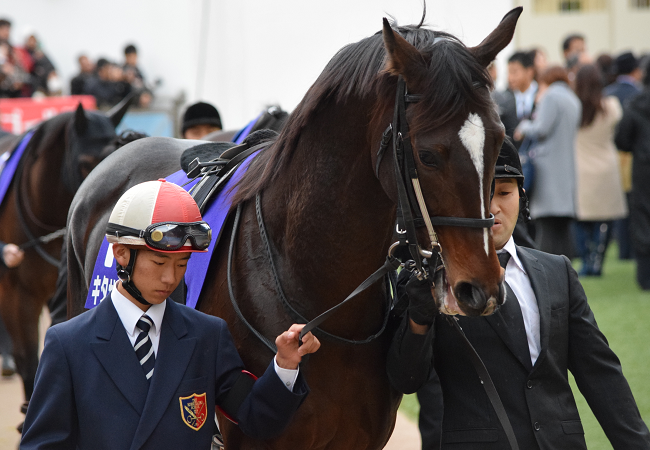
[179,393,208,431]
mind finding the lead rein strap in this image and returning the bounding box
[298,255,401,342]
[448,316,520,450]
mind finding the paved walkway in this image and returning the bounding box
[0,310,421,449]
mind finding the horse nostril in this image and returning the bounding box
[454,282,487,314]
[498,281,506,305]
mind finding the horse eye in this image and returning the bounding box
[418,151,440,168]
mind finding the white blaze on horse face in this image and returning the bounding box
[458,113,489,255]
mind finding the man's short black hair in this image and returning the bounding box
[508,51,534,69]
[562,34,584,52]
[0,19,11,28]
[96,58,111,70]
[124,44,137,55]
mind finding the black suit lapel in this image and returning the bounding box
[485,284,533,372]
[90,295,149,415]
[130,301,197,450]
[516,247,550,369]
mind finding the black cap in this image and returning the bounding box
[614,52,638,75]
[495,139,524,182]
[182,102,222,134]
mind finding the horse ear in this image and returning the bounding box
[382,18,427,84]
[74,103,88,135]
[106,92,136,128]
[468,7,523,67]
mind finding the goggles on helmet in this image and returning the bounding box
[107,221,212,252]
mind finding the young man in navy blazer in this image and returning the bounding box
[387,144,650,449]
[21,180,320,450]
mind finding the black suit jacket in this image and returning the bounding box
[387,246,650,449]
[21,295,308,450]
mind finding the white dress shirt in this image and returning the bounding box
[498,237,541,366]
[514,80,538,120]
[111,284,299,390]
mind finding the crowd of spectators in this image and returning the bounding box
[0,18,59,98]
[491,33,650,289]
[0,18,151,108]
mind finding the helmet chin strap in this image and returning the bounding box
[116,249,151,306]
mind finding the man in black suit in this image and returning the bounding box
[387,144,650,449]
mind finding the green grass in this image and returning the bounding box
[399,244,650,449]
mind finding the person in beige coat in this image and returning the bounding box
[574,64,627,276]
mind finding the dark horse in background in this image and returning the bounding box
[67,8,522,449]
[0,98,131,413]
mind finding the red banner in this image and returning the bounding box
[0,96,97,134]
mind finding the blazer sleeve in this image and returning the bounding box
[20,328,78,450]
[214,323,308,440]
[385,270,436,394]
[614,106,637,153]
[563,257,650,449]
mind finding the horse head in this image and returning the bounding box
[376,8,522,317]
[63,94,134,192]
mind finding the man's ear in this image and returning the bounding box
[113,244,131,267]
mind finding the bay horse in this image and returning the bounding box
[67,7,522,449]
[0,98,131,411]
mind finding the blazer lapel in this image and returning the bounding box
[485,288,533,372]
[516,247,551,369]
[130,301,197,450]
[90,295,149,415]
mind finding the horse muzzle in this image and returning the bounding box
[433,268,503,317]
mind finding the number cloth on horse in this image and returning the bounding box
[0,130,35,208]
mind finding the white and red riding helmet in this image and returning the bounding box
[105,179,211,253]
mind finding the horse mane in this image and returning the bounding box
[233,20,493,204]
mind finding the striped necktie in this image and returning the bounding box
[135,314,155,382]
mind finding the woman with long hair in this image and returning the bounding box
[573,64,626,276]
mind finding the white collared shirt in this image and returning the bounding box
[112,284,166,355]
[514,80,538,120]
[498,237,541,366]
[111,284,298,390]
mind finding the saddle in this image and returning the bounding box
[182,129,278,212]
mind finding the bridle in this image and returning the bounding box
[376,75,494,278]
[296,75,495,342]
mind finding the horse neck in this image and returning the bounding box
[23,118,73,228]
[262,97,396,328]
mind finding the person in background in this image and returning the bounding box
[84,58,130,108]
[515,66,581,257]
[182,101,222,139]
[122,44,151,108]
[70,54,94,96]
[488,61,518,142]
[0,242,25,377]
[614,58,650,290]
[508,51,538,134]
[23,33,59,96]
[595,54,617,88]
[573,64,626,276]
[606,51,643,261]
[530,47,548,84]
[562,33,590,84]
[0,18,31,98]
